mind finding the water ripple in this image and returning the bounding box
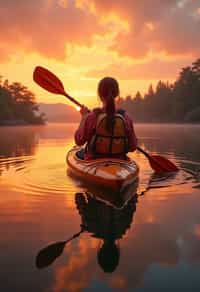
[0,147,199,200]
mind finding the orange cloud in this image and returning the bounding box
[0,0,199,62]
[0,0,199,104]
[86,56,193,81]
[77,0,199,60]
[0,0,103,61]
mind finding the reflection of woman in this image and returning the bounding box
[75,192,137,273]
[75,77,137,160]
[35,191,137,271]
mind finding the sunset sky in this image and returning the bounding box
[0,0,199,107]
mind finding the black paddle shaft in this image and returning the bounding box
[137,146,150,159]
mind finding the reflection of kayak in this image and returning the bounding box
[85,180,138,209]
[75,191,137,238]
[66,146,139,193]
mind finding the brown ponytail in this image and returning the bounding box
[98,77,119,131]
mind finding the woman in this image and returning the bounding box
[75,77,137,160]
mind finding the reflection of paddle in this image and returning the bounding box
[36,229,84,269]
[33,66,179,174]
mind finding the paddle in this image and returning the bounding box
[33,66,179,173]
[36,229,84,269]
[33,66,82,108]
[137,146,179,173]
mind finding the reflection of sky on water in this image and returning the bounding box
[0,123,200,291]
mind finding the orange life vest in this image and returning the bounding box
[89,113,128,157]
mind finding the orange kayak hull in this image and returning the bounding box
[66,147,139,192]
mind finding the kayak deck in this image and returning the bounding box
[66,146,139,192]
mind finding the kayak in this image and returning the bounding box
[75,192,137,237]
[66,146,139,193]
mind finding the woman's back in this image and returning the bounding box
[74,77,137,159]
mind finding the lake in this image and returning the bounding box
[0,123,200,292]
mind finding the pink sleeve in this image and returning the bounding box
[74,112,96,146]
[124,113,138,151]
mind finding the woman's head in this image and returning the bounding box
[98,77,119,129]
[98,77,119,102]
[97,240,120,273]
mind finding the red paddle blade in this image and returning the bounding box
[149,155,179,173]
[33,66,65,95]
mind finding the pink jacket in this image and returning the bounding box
[75,109,137,159]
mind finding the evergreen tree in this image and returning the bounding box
[117,57,200,123]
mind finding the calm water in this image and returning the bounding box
[0,123,200,292]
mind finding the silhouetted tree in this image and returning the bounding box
[0,78,45,125]
[118,57,200,123]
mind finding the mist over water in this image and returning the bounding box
[0,123,200,292]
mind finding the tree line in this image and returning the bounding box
[1,58,200,125]
[118,58,200,123]
[0,78,45,125]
